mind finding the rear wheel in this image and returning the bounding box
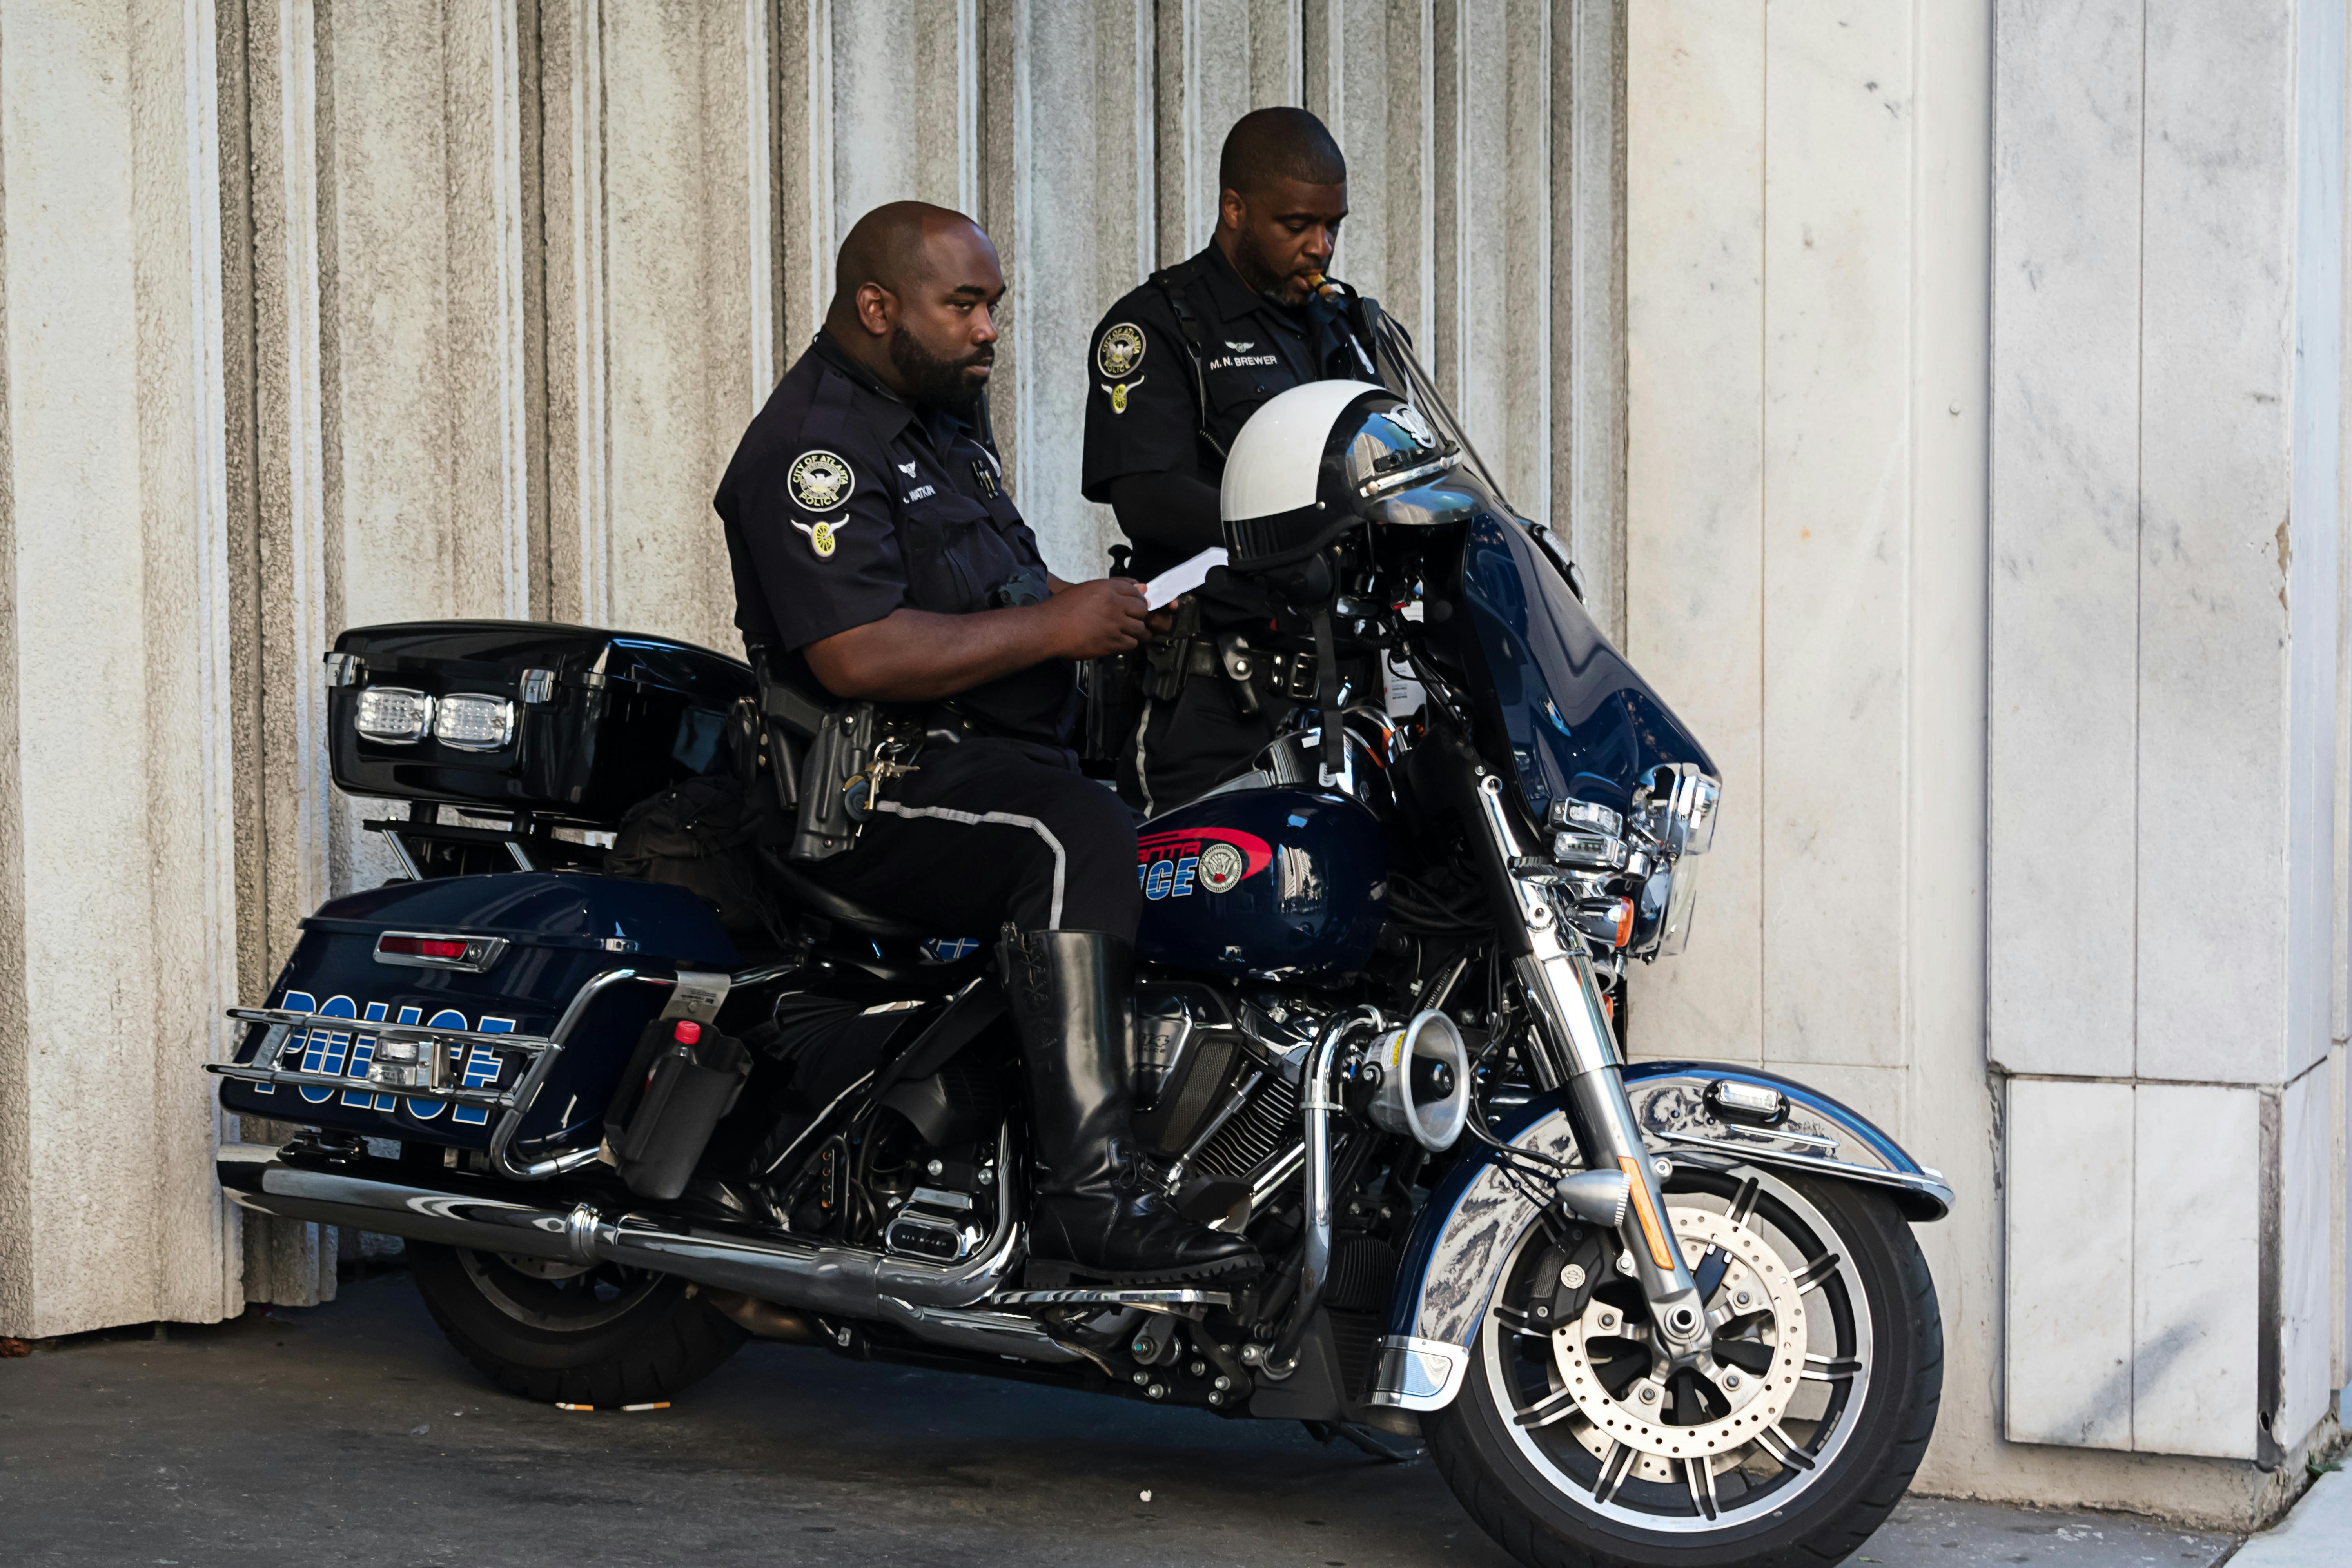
[407,1241,747,1406]
[1424,1166,1941,1568]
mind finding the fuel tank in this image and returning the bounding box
[1133,788,1386,980]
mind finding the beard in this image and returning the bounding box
[1231,225,1303,307]
[889,326,993,409]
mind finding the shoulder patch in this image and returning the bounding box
[1096,322,1147,380]
[788,449,855,511]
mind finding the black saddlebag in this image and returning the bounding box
[326,620,756,825]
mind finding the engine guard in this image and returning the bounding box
[1368,1061,1952,1414]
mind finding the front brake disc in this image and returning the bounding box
[1548,1206,1809,1484]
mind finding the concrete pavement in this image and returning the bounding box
[0,1267,2248,1568]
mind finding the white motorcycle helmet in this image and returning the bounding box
[1219,380,1499,572]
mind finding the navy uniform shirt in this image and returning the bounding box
[716,331,1077,745]
[1080,243,1369,589]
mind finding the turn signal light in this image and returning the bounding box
[1573,898,1635,948]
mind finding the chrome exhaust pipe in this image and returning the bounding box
[216,1140,1020,1318]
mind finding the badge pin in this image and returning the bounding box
[1096,322,1146,380]
[788,449,855,511]
[1102,374,1145,415]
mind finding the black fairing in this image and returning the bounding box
[1442,512,1714,825]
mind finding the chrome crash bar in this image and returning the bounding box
[209,958,793,1181]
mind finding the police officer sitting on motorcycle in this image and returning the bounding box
[714,201,1258,1283]
[1082,107,1380,812]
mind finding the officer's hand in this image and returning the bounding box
[1042,577,1149,658]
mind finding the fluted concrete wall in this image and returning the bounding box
[0,1,1628,1331]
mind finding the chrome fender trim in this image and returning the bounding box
[1371,1063,1949,1414]
[1622,1062,1953,1221]
[1369,1335,1469,1412]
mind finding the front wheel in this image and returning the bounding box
[408,1241,748,1406]
[1425,1165,1942,1568]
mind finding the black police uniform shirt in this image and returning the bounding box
[1079,241,1367,599]
[715,330,1077,746]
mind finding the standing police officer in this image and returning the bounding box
[715,202,1256,1284]
[1082,108,1375,812]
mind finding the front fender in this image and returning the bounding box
[1367,1061,1952,1414]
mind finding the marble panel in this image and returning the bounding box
[2276,1065,2334,1452]
[1757,0,1911,1071]
[1899,0,1994,1492]
[1624,0,1764,1064]
[2134,0,2296,1087]
[2285,0,2344,1087]
[1984,0,2142,1081]
[2004,1078,2134,1450]
[2132,1083,2259,1459]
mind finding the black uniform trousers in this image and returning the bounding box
[802,738,1142,942]
[1117,676,1295,817]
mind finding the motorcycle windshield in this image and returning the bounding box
[1455,511,1715,822]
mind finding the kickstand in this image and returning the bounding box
[1301,1420,1419,1464]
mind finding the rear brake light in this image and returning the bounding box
[373,931,509,972]
[381,935,468,960]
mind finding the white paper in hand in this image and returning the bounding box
[1141,548,1227,610]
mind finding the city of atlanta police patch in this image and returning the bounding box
[788,449,854,511]
[1096,323,1145,380]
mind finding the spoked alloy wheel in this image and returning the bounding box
[1425,1166,1941,1568]
[408,1241,747,1406]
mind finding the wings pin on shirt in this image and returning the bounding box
[791,514,853,559]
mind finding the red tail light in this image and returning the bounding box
[372,931,509,971]
[380,935,468,961]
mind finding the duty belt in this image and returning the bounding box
[1143,630,1316,712]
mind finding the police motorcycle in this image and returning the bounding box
[207,336,1948,1568]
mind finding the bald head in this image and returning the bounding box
[1219,107,1346,198]
[825,201,1006,407]
[828,201,977,319]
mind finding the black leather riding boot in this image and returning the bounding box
[1002,929,1261,1283]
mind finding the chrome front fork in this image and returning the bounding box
[1474,777,1709,1354]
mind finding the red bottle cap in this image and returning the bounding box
[673,1020,702,1045]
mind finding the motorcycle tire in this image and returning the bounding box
[1424,1166,1942,1568]
[407,1240,748,1407]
